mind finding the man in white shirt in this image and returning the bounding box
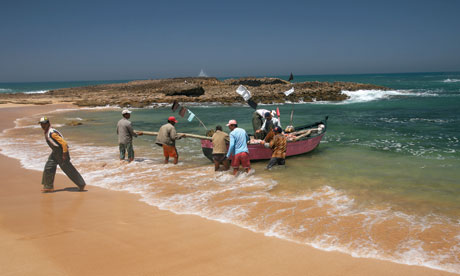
[256,111,281,139]
[252,109,270,139]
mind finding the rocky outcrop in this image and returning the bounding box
[225,77,290,87]
[0,77,389,107]
[162,84,205,97]
[66,120,83,126]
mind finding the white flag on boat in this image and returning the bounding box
[283,87,295,96]
[236,85,251,101]
[187,110,195,122]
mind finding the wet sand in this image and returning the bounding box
[0,104,456,275]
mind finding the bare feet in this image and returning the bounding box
[41,188,54,193]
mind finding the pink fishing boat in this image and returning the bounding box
[201,116,328,161]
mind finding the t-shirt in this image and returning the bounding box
[212,130,229,154]
[260,117,281,132]
[45,127,68,153]
[226,128,249,158]
[117,118,137,144]
[155,123,178,146]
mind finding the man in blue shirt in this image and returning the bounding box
[226,119,250,175]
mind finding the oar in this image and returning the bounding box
[139,131,212,140]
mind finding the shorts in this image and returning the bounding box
[212,153,227,163]
[162,144,178,158]
[231,152,251,169]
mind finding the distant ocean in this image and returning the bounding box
[0,79,132,94]
[1,72,459,273]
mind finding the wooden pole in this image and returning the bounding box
[194,115,208,130]
[186,107,208,130]
[139,131,212,140]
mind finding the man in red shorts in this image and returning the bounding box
[225,120,250,175]
[155,116,184,164]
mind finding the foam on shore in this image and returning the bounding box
[0,112,459,274]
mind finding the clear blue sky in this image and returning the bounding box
[1,0,459,82]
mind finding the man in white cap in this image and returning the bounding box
[39,116,86,192]
[226,119,250,175]
[117,109,143,162]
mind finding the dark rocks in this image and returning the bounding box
[66,121,83,126]
[163,84,205,97]
[0,77,390,108]
[225,77,290,87]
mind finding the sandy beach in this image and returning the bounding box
[0,104,456,276]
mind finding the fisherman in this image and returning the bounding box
[262,126,287,169]
[39,117,86,193]
[252,109,270,139]
[226,119,250,175]
[211,125,230,171]
[117,109,143,162]
[155,116,184,164]
[256,111,281,140]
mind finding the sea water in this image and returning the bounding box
[0,79,133,94]
[0,72,459,273]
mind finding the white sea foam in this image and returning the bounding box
[0,88,13,92]
[341,89,437,104]
[23,90,48,94]
[380,117,451,124]
[308,89,438,105]
[49,105,120,113]
[442,78,460,83]
[0,116,459,274]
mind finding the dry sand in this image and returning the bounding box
[0,104,455,276]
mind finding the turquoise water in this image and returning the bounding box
[1,72,459,273]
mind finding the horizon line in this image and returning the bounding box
[1,70,459,84]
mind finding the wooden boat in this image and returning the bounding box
[201,116,328,161]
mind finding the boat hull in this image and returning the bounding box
[201,133,324,161]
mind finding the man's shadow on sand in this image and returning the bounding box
[52,187,88,193]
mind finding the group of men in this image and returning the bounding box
[38,108,287,192]
[210,109,287,174]
[117,110,184,165]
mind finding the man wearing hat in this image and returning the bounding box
[117,109,143,162]
[155,116,184,164]
[39,116,86,192]
[226,119,250,175]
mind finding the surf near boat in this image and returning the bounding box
[201,116,328,161]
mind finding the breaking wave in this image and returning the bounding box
[442,79,460,83]
[341,90,437,104]
[23,90,48,94]
[306,90,438,105]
